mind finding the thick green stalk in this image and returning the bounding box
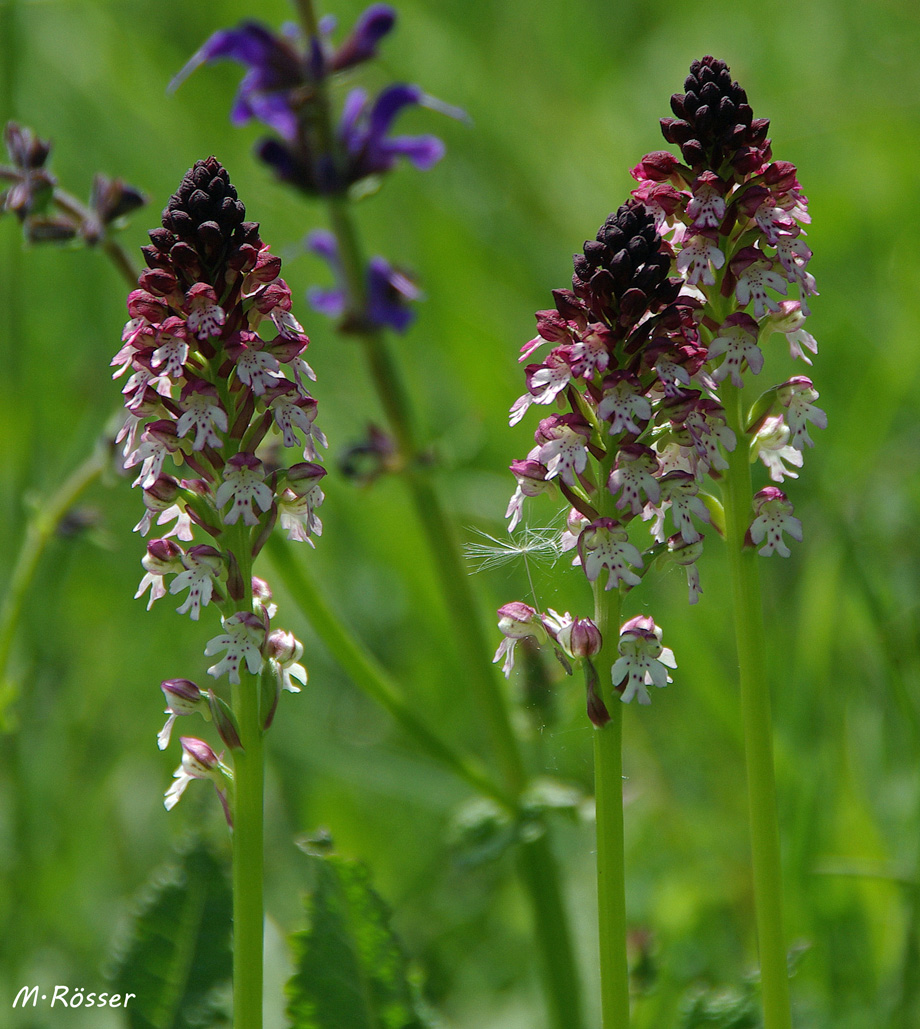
[592,582,629,1029]
[720,380,791,1029]
[229,527,264,1029]
[292,1,524,798]
[231,668,265,1029]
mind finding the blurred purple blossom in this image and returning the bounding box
[171,7,464,195]
[306,229,421,332]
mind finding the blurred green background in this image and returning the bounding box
[2,0,920,1026]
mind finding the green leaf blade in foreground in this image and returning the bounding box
[286,854,433,1029]
[107,837,233,1029]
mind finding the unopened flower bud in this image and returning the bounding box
[266,629,308,694]
[251,576,277,619]
[556,617,602,660]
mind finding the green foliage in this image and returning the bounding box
[677,980,761,1029]
[286,852,435,1029]
[106,837,232,1029]
[448,778,587,867]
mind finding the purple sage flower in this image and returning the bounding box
[306,229,421,332]
[172,7,463,196]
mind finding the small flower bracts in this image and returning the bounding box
[496,57,824,719]
[114,159,318,814]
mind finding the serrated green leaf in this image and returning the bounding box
[106,836,233,1029]
[285,854,435,1029]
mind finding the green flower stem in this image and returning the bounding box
[230,670,265,1029]
[264,534,514,810]
[229,526,264,1029]
[323,197,527,789]
[288,8,583,1024]
[592,581,629,1029]
[720,379,792,1029]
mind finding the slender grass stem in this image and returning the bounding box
[592,582,629,1029]
[720,380,792,1029]
[286,5,584,1023]
[0,446,106,688]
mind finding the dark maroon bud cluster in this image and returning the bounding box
[660,56,771,175]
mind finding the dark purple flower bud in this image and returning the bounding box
[534,308,574,343]
[556,617,602,660]
[572,201,678,335]
[630,150,682,182]
[661,56,771,175]
[584,660,610,728]
[126,288,168,324]
[4,121,51,170]
[158,158,252,279]
[1,122,55,220]
[763,160,799,193]
[89,173,147,226]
